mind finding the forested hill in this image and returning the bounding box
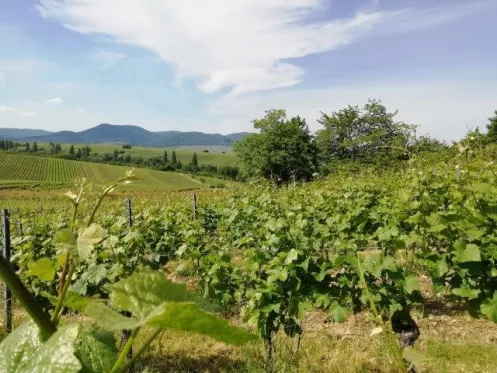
[0,123,250,147]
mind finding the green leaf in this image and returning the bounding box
[85,264,108,286]
[455,244,481,263]
[452,287,480,300]
[466,228,485,240]
[83,302,141,330]
[27,258,56,281]
[54,229,76,252]
[0,321,42,372]
[0,321,81,373]
[403,276,420,295]
[110,271,217,317]
[75,328,118,373]
[436,258,448,277]
[77,224,106,262]
[481,293,497,323]
[146,302,257,345]
[80,272,257,345]
[381,256,397,273]
[328,301,351,323]
[284,249,299,265]
[63,292,93,312]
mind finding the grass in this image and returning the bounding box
[123,311,497,373]
[0,152,227,191]
[3,304,494,373]
[37,143,235,167]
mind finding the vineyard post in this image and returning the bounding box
[126,197,133,227]
[122,197,133,365]
[192,192,198,220]
[17,221,23,236]
[2,209,13,333]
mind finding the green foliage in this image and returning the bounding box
[0,171,255,373]
[0,321,81,373]
[234,109,318,183]
[74,328,118,373]
[316,99,414,166]
[485,110,497,143]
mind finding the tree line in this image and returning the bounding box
[234,99,497,183]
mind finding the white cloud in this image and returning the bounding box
[91,51,126,69]
[45,97,62,105]
[36,0,485,95]
[209,77,497,140]
[0,106,36,116]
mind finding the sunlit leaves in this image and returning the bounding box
[0,321,81,373]
[77,224,106,262]
[27,258,56,281]
[481,293,497,323]
[73,272,257,346]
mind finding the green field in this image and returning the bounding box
[38,143,235,167]
[0,152,225,190]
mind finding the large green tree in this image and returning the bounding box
[234,109,318,183]
[315,99,415,166]
[485,110,497,143]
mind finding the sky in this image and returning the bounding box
[0,0,496,140]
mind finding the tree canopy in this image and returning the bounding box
[234,109,318,183]
[315,99,414,166]
[486,110,497,143]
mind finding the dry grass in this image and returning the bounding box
[1,282,497,372]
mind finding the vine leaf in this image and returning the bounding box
[74,328,118,373]
[455,243,481,263]
[77,224,106,262]
[27,258,56,282]
[53,229,76,254]
[72,271,257,346]
[110,271,217,316]
[328,301,351,323]
[403,276,420,295]
[481,293,497,323]
[0,321,81,373]
[452,287,480,300]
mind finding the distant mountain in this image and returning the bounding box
[1,123,250,147]
[0,128,52,139]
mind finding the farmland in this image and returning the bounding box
[0,152,225,191]
[38,142,235,167]
[1,139,497,372]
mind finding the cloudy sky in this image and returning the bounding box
[0,0,496,140]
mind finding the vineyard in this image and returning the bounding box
[37,143,235,167]
[1,142,497,372]
[0,152,224,190]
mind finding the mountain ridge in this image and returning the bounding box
[0,123,250,147]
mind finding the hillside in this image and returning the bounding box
[43,143,235,167]
[0,152,224,190]
[3,123,250,147]
[0,128,52,139]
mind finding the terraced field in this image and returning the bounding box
[0,152,224,190]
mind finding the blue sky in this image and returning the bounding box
[0,0,496,140]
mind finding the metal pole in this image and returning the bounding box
[2,209,13,333]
